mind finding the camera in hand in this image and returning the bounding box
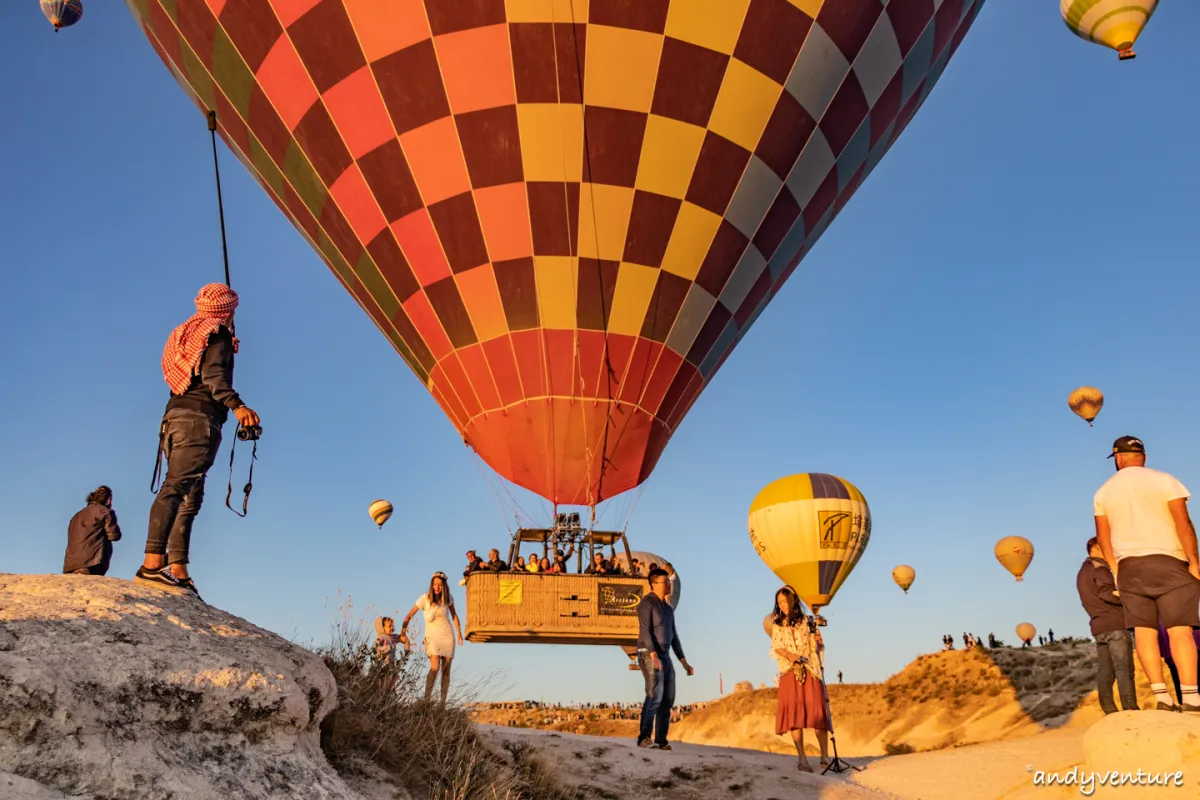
[237,424,262,441]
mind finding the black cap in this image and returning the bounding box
[1108,436,1145,459]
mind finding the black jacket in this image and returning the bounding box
[637,593,685,661]
[164,327,244,423]
[63,502,122,573]
[1076,557,1126,636]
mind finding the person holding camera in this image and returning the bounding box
[135,283,259,599]
[770,585,829,773]
[63,485,122,576]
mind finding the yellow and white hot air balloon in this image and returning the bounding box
[892,565,916,594]
[1068,386,1104,426]
[763,612,775,637]
[995,536,1035,582]
[1060,0,1158,61]
[748,474,871,614]
[1016,622,1037,645]
[368,499,394,529]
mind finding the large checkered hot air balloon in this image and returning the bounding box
[748,473,872,614]
[125,0,985,507]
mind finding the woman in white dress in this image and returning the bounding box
[400,571,464,705]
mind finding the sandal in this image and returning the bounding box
[797,760,813,773]
[820,757,831,768]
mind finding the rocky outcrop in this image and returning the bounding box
[0,574,361,800]
[1055,710,1200,799]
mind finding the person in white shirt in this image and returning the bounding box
[1094,435,1200,711]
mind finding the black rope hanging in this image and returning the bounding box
[207,110,232,288]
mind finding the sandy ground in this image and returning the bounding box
[482,723,1093,800]
[846,726,1088,800]
[481,724,890,800]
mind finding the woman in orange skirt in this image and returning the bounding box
[770,585,830,772]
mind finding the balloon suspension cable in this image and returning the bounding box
[207,111,232,288]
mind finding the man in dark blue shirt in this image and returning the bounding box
[636,568,693,749]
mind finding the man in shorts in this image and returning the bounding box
[1094,435,1200,711]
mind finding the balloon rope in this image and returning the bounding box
[207,111,232,288]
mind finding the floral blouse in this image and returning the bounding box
[770,618,822,680]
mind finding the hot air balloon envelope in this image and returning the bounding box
[1016,622,1036,643]
[995,536,1034,582]
[762,612,774,637]
[892,565,915,593]
[368,499,394,528]
[41,0,83,30]
[748,473,871,612]
[1060,0,1158,60]
[1068,386,1104,426]
[125,0,985,506]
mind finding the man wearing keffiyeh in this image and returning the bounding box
[135,283,259,599]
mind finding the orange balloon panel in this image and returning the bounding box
[124,0,985,504]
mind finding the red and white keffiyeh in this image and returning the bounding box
[161,283,240,395]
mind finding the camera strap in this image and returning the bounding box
[149,419,168,493]
[225,425,257,517]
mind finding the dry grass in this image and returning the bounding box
[314,598,577,800]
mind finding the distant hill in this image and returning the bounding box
[675,643,1165,756]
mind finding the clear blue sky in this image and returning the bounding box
[3,4,1199,706]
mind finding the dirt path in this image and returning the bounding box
[481,725,890,800]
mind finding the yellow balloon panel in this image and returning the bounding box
[748,474,871,611]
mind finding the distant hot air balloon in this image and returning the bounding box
[1068,386,1104,426]
[1060,0,1158,61]
[368,499,394,529]
[40,0,83,31]
[124,0,987,508]
[995,536,1035,582]
[611,551,681,608]
[749,474,871,614]
[763,612,774,637]
[1016,622,1036,645]
[892,565,916,594]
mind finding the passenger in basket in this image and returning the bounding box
[585,553,607,575]
[484,548,508,571]
[526,552,542,573]
[510,556,526,572]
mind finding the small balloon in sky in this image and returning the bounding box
[892,565,916,594]
[995,536,1035,582]
[368,499,394,529]
[1060,0,1158,61]
[40,0,83,31]
[1068,386,1104,426]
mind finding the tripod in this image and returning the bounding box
[810,614,860,775]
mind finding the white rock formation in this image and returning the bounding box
[0,574,364,800]
[1053,709,1200,799]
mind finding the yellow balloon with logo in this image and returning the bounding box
[748,474,871,614]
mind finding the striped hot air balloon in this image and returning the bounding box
[1060,0,1159,61]
[40,0,83,31]
[125,0,986,507]
[368,499,394,528]
[748,473,871,614]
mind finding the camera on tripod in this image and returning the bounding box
[236,424,262,441]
